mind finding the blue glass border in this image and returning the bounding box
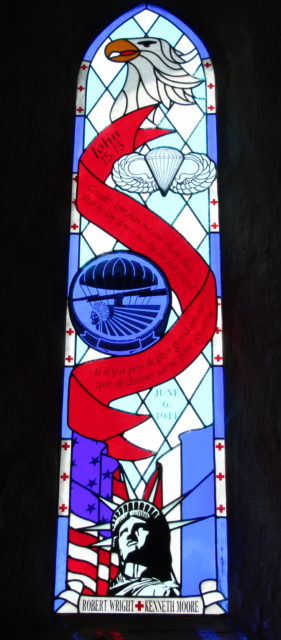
[210,232,222,297]
[73,117,85,172]
[84,4,147,60]
[147,4,210,57]
[207,114,217,163]
[61,367,73,439]
[54,516,69,610]
[83,4,210,61]
[214,367,225,439]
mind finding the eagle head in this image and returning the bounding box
[105,37,201,122]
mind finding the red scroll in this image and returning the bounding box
[68,106,217,459]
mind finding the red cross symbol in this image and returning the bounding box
[59,503,68,512]
[135,601,144,611]
[208,105,215,111]
[73,175,78,182]
[216,472,225,481]
[65,355,73,363]
[81,64,88,70]
[215,327,222,334]
[71,223,79,230]
[215,354,223,362]
[208,82,215,88]
[77,85,85,92]
[211,222,219,230]
[216,443,224,451]
[66,328,74,335]
[217,504,226,513]
[60,473,69,481]
[211,199,218,205]
[204,62,211,68]
[62,442,70,450]
[76,107,84,113]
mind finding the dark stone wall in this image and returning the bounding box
[2,1,281,638]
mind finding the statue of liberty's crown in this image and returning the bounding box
[78,465,212,545]
[111,500,161,533]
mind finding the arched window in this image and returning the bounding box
[54,4,227,615]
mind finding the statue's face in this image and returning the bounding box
[117,516,150,562]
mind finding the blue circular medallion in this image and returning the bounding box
[69,251,171,356]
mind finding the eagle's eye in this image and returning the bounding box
[137,40,157,47]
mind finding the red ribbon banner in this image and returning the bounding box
[68,106,217,460]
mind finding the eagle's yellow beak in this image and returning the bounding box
[105,39,140,62]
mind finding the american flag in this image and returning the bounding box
[56,441,163,611]
[67,466,130,597]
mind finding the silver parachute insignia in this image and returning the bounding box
[112,147,216,196]
[145,148,184,196]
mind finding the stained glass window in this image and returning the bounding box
[54,4,227,615]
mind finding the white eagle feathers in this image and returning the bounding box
[108,37,201,122]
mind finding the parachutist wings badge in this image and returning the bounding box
[112,147,216,196]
